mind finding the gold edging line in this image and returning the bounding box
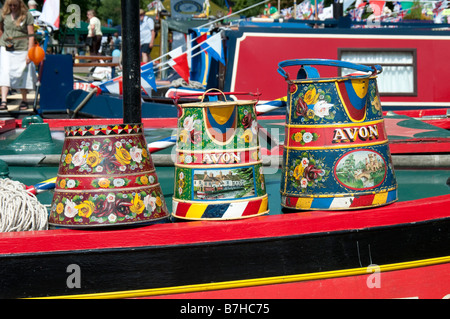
[33,255,450,299]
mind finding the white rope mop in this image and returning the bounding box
[0,178,48,232]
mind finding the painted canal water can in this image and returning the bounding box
[172,89,269,220]
[277,59,397,210]
[48,123,170,227]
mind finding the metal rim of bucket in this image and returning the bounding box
[63,122,143,131]
[277,58,382,83]
[288,74,378,84]
[179,100,259,108]
[174,89,261,108]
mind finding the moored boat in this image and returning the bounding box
[0,111,449,299]
[27,16,450,129]
[0,1,449,300]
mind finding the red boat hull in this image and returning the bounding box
[0,194,449,299]
[225,27,450,109]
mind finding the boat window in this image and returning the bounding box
[338,49,417,96]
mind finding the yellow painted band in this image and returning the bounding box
[296,197,313,209]
[185,203,208,219]
[258,196,269,214]
[372,191,389,206]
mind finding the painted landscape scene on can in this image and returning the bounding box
[335,150,386,190]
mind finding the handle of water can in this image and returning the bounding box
[277,59,382,81]
[200,88,228,102]
[173,89,261,104]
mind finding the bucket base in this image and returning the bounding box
[48,215,169,229]
[281,189,397,211]
[172,195,269,220]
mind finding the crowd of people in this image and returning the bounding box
[89,7,155,62]
[0,1,157,112]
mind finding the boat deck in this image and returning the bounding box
[0,89,449,300]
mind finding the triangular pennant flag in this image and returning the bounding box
[169,47,184,59]
[168,52,190,83]
[141,62,157,94]
[98,76,123,95]
[368,0,385,16]
[196,33,208,44]
[433,0,447,23]
[39,0,60,30]
[201,32,225,65]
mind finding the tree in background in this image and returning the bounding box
[97,0,122,26]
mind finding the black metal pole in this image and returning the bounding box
[121,0,141,124]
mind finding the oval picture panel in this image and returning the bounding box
[335,150,387,190]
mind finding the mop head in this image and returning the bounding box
[0,178,48,232]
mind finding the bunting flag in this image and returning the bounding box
[224,0,232,15]
[298,0,313,19]
[349,7,365,21]
[96,30,229,94]
[368,0,385,18]
[39,0,60,30]
[317,0,324,15]
[311,0,324,16]
[147,0,165,12]
[393,1,402,13]
[200,32,225,65]
[391,1,415,21]
[96,62,158,95]
[344,0,356,11]
[433,0,448,23]
[169,48,190,83]
[349,0,366,21]
[196,33,208,44]
[141,62,157,94]
[98,76,123,95]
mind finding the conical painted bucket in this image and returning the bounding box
[172,89,269,220]
[49,123,169,227]
[277,59,397,210]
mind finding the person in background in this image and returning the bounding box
[0,0,36,111]
[111,31,121,50]
[27,0,40,23]
[139,8,154,63]
[86,9,102,56]
[99,34,112,56]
